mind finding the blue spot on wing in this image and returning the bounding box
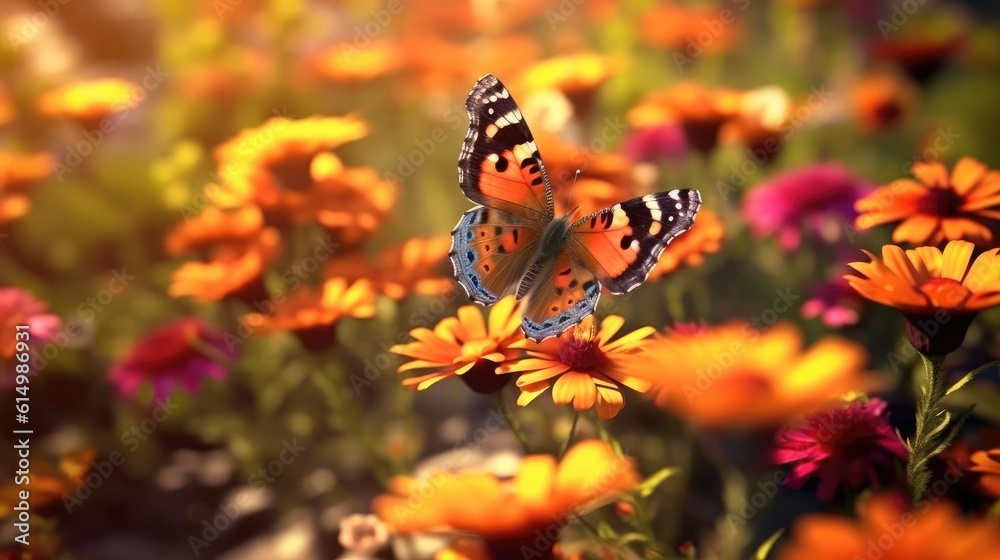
[521,280,601,341]
[450,208,500,305]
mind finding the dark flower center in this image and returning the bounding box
[917,186,962,217]
[558,338,605,370]
[267,153,317,192]
[874,102,902,125]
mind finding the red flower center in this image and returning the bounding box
[918,278,972,310]
[917,186,962,216]
[558,337,606,371]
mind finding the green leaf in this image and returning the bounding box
[597,521,619,541]
[754,528,785,560]
[636,467,680,498]
[616,531,650,546]
[947,361,1000,396]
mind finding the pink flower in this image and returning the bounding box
[622,124,688,162]
[742,163,872,251]
[109,318,234,401]
[801,276,864,328]
[1,288,61,388]
[773,398,908,501]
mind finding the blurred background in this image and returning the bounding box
[2,0,1000,558]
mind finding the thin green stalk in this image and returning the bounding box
[560,413,581,460]
[496,390,531,453]
[906,353,953,502]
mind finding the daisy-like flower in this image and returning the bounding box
[0,288,61,388]
[970,448,1000,499]
[778,495,1000,560]
[391,296,523,394]
[499,316,654,420]
[743,163,873,251]
[166,206,281,303]
[1,152,53,226]
[851,71,917,133]
[720,86,792,165]
[647,208,724,280]
[109,318,235,401]
[855,157,1000,247]
[518,53,617,117]
[868,7,967,85]
[774,398,908,501]
[36,78,142,125]
[844,240,1000,355]
[647,322,871,427]
[635,83,741,155]
[324,236,453,300]
[373,440,638,560]
[242,278,376,352]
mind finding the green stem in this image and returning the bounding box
[560,413,580,460]
[496,390,531,453]
[907,353,948,502]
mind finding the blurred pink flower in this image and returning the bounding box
[774,398,907,501]
[1,288,61,388]
[622,124,688,162]
[109,318,234,401]
[742,163,872,251]
[801,276,863,328]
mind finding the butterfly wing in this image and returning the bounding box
[520,251,601,341]
[567,190,702,294]
[450,206,542,305]
[458,73,554,220]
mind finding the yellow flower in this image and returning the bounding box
[374,440,638,559]
[391,296,523,394]
[312,42,402,84]
[243,278,376,352]
[845,240,1000,354]
[646,322,871,427]
[37,78,142,123]
[0,152,52,226]
[325,236,454,300]
[855,157,1000,247]
[500,316,654,420]
[632,82,741,155]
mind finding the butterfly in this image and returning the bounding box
[450,74,702,342]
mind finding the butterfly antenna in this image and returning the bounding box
[565,169,581,219]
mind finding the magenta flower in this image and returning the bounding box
[774,398,908,501]
[109,318,235,401]
[742,163,872,251]
[1,288,61,388]
[622,124,688,162]
[801,275,864,328]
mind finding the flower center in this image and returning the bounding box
[558,338,605,370]
[917,186,962,216]
[918,278,972,310]
[267,153,317,192]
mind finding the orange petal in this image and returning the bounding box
[950,157,988,196]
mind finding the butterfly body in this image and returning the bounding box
[451,74,702,341]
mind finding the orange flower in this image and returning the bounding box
[777,495,1000,560]
[532,131,634,214]
[0,448,95,517]
[970,448,1000,499]
[176,47,273,102]
[0,85,12,127]
[312,41,402,84]
[36,78,142,123]
[213,116,394,244]
[400,34,540,98]
[855,157,1000,247]
[500,316,653,420]
[166,206,281,302]
[868,7,968,84]
[845,240,1000,354]
[647,322,871,427]
[374,440,638,560]
[647,208,724,280]
[397,0,553,36]
[851,71,917,133]
[243,278,376,352]
[637,3,741,55]
[720,86,791,164]
[391,296,523,394]
[324,236,453,300]
[635,82,741,155]
[0,152,52,225]
[518,53,617,116]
